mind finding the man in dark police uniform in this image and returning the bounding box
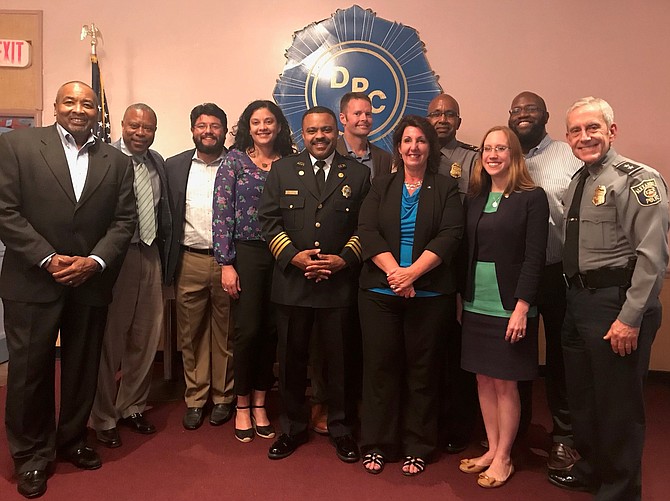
[260,106,370,463]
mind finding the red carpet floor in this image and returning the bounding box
[1,372,668,500]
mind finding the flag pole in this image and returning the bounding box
[81,24,111,142]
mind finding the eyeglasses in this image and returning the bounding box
[427,110,459,120]
[482,145,510,153]
[193,123,223,132]
[126,123,156,133]
[509,105,543,116]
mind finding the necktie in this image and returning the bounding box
[562,169,589,277]
[135,161,156,245]
[315,160,326,194]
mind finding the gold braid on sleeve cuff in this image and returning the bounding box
[269,231,292,259]
[344,236,362,261]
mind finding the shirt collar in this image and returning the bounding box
[56,123,96,151]
[119,139,148,164]
[309,151,336,167]
[342,136,371,160]
[192,149,225,166]
[525,134,552,159]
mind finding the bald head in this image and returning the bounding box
[427,94,462,146]
[508,91,549,153]
[54,81,99,146]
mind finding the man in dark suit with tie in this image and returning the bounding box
[0,81,136,498]
[91,103,172,448]
[260,106,370,462]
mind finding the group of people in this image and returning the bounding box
[0,81,666,501]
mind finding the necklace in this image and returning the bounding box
[247,147,279,169]
[491,193,505,208]
[404,180,423,190]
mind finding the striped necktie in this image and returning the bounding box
[134,161,156,245]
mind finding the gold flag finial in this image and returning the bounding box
[80,23,103,56]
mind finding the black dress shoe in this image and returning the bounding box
[120,413,156,434]
[96,428,122,448]
[209,403,234,426]
[268,432,309,460]
[17,470,47,498]
[63,446,102,470]
[548,471,593,492]
[183,407,204,430]
[445,440,469,454]
[330,435,360,463]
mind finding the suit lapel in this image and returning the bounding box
[77,140,112,209]
[40,126,77,204]
[321,154,348,201]
[293,152,320,200]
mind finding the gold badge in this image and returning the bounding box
[592,185,606,206]
[338,172,345,178]
[342,185,351,198]
[450,162,462,179]
[298,170,305,176]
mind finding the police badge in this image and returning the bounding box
[450,162,462,179]
[592,185,606,206]
[342,185,352,198]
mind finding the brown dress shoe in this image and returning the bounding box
[547,443,579,471]
[310,403,328,435]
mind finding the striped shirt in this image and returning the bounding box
[524,135,582,264]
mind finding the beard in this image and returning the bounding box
[193,134,225,155]
[514,121,545,151]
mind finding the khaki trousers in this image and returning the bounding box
[175,250,234,407]
[91,243,164,431]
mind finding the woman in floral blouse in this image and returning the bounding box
[212,100,294,442]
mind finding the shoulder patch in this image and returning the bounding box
[630,178,662,206]
[615,161,643,176]
[457,141,479,152]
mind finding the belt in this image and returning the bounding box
[181,245,213,256]
[563,267,633,289]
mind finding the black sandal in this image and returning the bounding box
[363,452,385,475]
[251,405,276,439]
[234,406,254,443]
[402,456,426,476]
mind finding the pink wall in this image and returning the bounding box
[3,0,669,175]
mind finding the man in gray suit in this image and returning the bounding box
[91,103,172,448]
[0,81,136,498]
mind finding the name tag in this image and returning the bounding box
[284,190,299,195]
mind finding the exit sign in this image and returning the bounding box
[0,40,31,68]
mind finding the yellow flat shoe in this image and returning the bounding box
[477,464,515,488]
[459,458,491,474]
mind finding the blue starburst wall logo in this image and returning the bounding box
[273,5,442,152]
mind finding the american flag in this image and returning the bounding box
[91,54,111,143]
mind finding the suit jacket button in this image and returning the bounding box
[317,204,323,209]
[314,241,320,247]
[315,222,321,228]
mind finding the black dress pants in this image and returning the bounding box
[562,285,659,501]
[359,290,451,461]
[276,304,353,438]
[4,294,107,474]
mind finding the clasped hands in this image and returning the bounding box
[47,254,99,288]
[386,267,416,298]
[292,248,346,282]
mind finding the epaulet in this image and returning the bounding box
[571,166,586,180]
[457,141,479,152]
[615,160,644,176]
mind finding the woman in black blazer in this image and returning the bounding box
[357,116,463,476]
[458,126,548,488]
